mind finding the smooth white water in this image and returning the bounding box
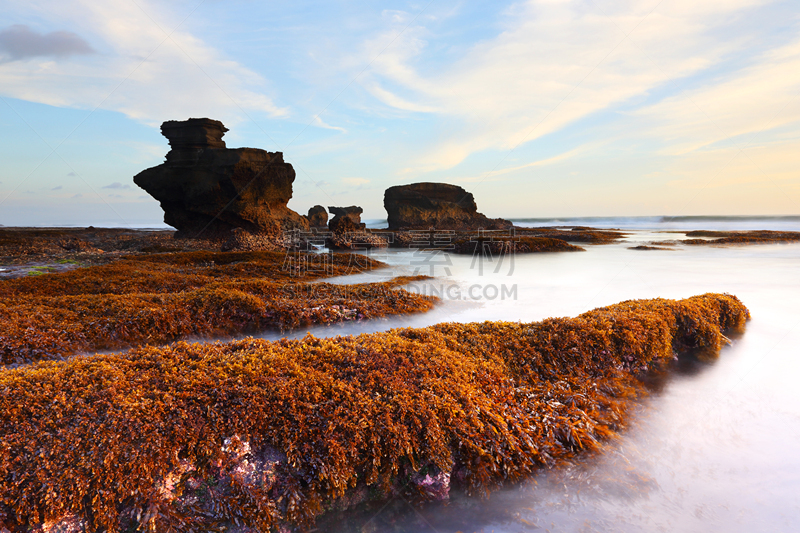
[262,230,800,532]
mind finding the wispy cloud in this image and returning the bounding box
[457,145,594,183]
[0,0,287,125]
[634,34,800,155]
[312,115,347,133]
[360,0,772,174]
[0,24,94,61]
[102,182,130,189]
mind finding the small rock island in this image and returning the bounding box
[384,182,512,230]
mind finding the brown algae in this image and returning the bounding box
[0,251,435,365]
[0,293,749,531]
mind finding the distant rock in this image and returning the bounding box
[307,205,328,228]
[328,206,365,233]
[328,206,363,224]
[384,182,512,230]
[134,118,308,238]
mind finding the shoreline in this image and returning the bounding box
[5,225,800,278]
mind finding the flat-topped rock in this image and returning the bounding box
[384,182,511,230]
[134,118,308,238]
[161,118,228,162]
[328,206,365,233]
[328,206,363,223]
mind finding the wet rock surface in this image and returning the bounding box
[384,182,512,230]
[0,293,749,531]
[307,205,328,228]
[328,205,365,232]
[134,118,308,238]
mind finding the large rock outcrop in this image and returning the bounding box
[134,118,308,238]
[384,182,512,230]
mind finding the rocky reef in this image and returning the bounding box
[0,294,749,532]
[0,251,433,365]
[384,182,512,230]
[681,230,800,245]
[134,118,308,238]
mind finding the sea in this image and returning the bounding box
[259,217,800,533]
[364,214,800,232]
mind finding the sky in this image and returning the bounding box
[0,0,799,227]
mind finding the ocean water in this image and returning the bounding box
[259,229,800,532]
[512,215,800,232]
[365,215,800,232]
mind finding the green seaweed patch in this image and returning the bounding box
[0,293,749,531]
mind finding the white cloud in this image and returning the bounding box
[634,36,800,155]
[359,0,775,173]
[362,80,439,113]
[0,0,286,125]
[457,144,595,183]
[312,115,347,133]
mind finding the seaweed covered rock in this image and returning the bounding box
[134,118,309,239]
[327,230,389,250]
[221,227,286,251]
[682,230,800,245]
[0,294,749,531]
[384,182,512,230]
[0,252,433,365]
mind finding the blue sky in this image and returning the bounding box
[1,0,799,227]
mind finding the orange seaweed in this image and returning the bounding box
[0,252,435,365]
[0,293,749,531]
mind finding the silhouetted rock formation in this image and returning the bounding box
[384,182,512,230]
[134,118,308,238]
[307,205,328,228]
[328,206,365,233]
